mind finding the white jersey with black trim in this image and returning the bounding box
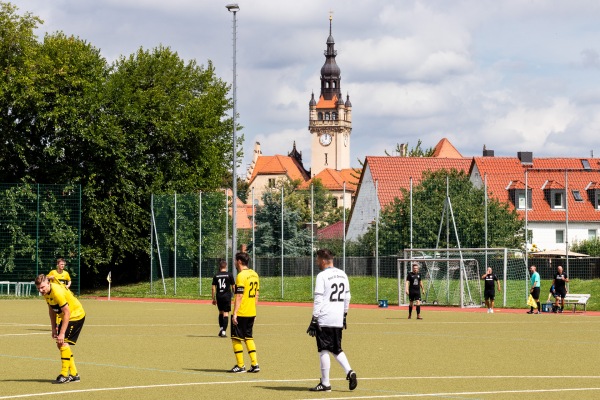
[312,266,351,328]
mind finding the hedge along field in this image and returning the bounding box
[87,277,600,311]
[2,298,600,400]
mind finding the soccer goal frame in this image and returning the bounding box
[399,248,528,308]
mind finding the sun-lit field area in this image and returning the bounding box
[2,298,600,400]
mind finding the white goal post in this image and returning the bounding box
[399,248,528,308]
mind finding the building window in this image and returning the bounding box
[268,178,276,188]
[331,197,338,208]
[325,112,330,120]
[552,191,564,209]
[324,153,328,166]
[514,189,532,209]
[573,190,583,202]
[589,229,598,240]
[325,81,329,88]
[332,112,337,120]
[556,229,565,243]
[318,112,323,120]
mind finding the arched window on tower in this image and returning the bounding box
[325,112,330,120]
[318,112,323,120]
[332,112,337,120]
[332,81,336,89]
[325,81,329,88]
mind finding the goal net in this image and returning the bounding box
[399,248,528,308]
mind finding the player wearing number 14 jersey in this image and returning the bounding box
[306,249,357,392]
[229,252,260,373]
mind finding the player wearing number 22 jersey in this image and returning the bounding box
[229,252,260,374]
[307,248,357,393]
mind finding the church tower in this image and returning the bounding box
[309,15,352,176]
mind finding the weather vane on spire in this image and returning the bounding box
[329,10,334,33]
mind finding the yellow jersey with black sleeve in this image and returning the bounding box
[235,268,259,317]
[43,283,85,321]
[47,269,72,287]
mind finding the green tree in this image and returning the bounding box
[357,169,524,255]
[571,238,600,257]
[385,139,435,157]
[253,190,311,257]
[0,3,238,284]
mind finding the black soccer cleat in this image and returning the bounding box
[54,374,71,384]
[347,370,357,390]
[229,365,246,373]
[69,374,80,383]
[248,364,260,373]
[309,381,331,392]
[219,330,227,337]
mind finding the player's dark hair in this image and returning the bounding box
[34,274,47,286]
[235,252,250,266]
[219,260,227,270]
[316,248,333,261]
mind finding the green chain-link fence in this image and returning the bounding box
[0,184,81,295]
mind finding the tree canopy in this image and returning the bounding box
[0,3,236,284]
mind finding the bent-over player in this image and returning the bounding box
[35,274,85,384]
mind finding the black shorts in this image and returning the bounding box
[231,316,255,340]
[58,317,85,345]
[316,327,343,355]
[531,287,540,301]
[408,291,421,302]
[216,294,232,312]
[484,290,495,301]
[555,288,567,299]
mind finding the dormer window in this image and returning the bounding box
[508,187,532,210]
[572,190,583,202]
[552,190,565,209]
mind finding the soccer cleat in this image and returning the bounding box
[407,315,412,319]
[347,370,357,390]
[417,315,423,320]
[490,309,494,314]
[248,364,260,373]
[229,365,246,373]
[526,310,534,314]
[309,381,331,392]
[69,374,80,383]
[54,374,71,384]
[219,330,227,337]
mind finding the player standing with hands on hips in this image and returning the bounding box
[307,249,357,392]
[406,263,425,319]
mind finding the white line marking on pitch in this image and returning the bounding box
[1,375,600,399]
[0,333,47,337]
[300,387,600,399]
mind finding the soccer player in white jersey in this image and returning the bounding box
[306,249,357,392]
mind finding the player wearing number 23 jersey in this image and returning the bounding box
[229,252,260,374]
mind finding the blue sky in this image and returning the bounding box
[11,0,600,175]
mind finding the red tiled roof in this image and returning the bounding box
[248,154,309,183]
[299,168,360,191]
[225,189,253,229]
[365,157,472,207]
[472,157,600,222]
[432,138,463,158]
[317,220,344,240]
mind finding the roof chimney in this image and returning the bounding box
[517,151,533,165]
[482,145,494,157]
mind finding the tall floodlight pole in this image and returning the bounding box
[226,3,239,264]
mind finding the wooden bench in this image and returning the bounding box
[562,294,591,313]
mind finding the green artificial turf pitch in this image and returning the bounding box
[1,299,600,399]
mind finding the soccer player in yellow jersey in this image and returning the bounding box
[47,258,72,290]
[229,252,260,373]
[35,274,85,384]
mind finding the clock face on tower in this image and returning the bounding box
[319,133,332,146]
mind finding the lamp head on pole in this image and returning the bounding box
[226,3,239,12]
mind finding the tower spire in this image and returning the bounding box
[320,13,341,101]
